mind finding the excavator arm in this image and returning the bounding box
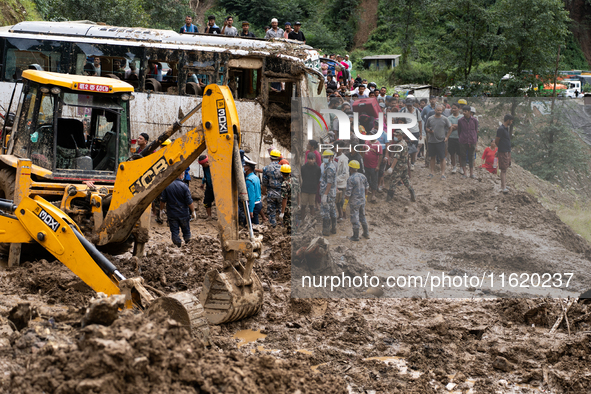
[0,160,209,342]
[97,85,263,324]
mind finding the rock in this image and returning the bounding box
[81,294,126,327]
[492,356,513,372]
[365,287,384,297]
[445,382,457,391]
[8,303,38,331]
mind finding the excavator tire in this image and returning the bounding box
[200,267,264,325]
[147,291,210,345]
[0,167,16,256]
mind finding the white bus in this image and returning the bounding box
[0,21,325,173]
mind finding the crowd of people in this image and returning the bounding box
[277,92,513,240]
[179,15,306,42]
[159,91,514,243]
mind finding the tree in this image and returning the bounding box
[512,102,588,182]
[438,0,498,80]
[494,0,570,83]
[377,0,429,66]
[35,0,148,27]
[144,0,193,31]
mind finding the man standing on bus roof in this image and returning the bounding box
[265,18,284,39]
[283,22,292,39]
[204,15,221,34]
[179,16,198,33]
[240,21,255,37]
[221,16,238,36]
[288,22,306,43]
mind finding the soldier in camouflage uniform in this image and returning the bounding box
[385,131,416,202]
[262,149,283,227]
[320,149,337,236]
[279,164,297,232]
[343,160,369,241]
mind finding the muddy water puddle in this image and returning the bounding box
[232,329,266,348]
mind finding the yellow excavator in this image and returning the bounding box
[0,70,264,329]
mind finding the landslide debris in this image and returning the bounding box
[5,312,346,394]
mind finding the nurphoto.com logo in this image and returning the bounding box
[303,107,419,152]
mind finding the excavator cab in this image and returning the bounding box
[7,70,133,181]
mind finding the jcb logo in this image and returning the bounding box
[217,99,228,134]
[129,157,169,195]
[38,209,60,232]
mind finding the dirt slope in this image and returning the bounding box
[353,0,379,49]
[0,1,41,26]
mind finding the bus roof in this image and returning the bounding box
[6,21,311,53]
[23,70,134,93]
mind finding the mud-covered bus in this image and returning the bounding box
[0,21,325,172]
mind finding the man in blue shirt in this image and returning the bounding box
[244,158,262,224]
[179,16,198,33]
[160,173,196,247]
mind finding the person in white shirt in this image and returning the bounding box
[265,18,285,39]
[353,84,370,97]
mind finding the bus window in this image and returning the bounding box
[0,39,4,78]
[183,67,214,96]
[4,38,66,81]
[146,61,179,94]
[72,43,142,82]
[228,68,260,99]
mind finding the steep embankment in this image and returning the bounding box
[353,0,378,49]
[0,0,41,26]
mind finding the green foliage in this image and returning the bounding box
[34,0,192,30]
[494,0,570,82]
[437,0,498,80]
[561,31,589,71]
[143,0,193,31]
[35,0,148,26]
[374,0,428,66]
[388,62,434,85]
[513,109,589,182]
[324,0,359,50]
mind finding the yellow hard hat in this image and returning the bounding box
[457,99,467,105]
[348,160,360,169]
[270,149,281,158]
[322,149,335,156]
[280,164,291,174]
[161,139,172,146]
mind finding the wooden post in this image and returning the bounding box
[8,159,32,267]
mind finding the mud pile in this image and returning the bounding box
[5,312,346,394]
[116,234,224,293]
[7,259,93,308]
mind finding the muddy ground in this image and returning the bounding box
[1,159,591,393]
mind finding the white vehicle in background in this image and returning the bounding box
[564,89,584,99]
[563,79,582,91]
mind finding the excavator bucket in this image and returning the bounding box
[147,291,210,344]
[201,268,264,324]
[198,84,265,324]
